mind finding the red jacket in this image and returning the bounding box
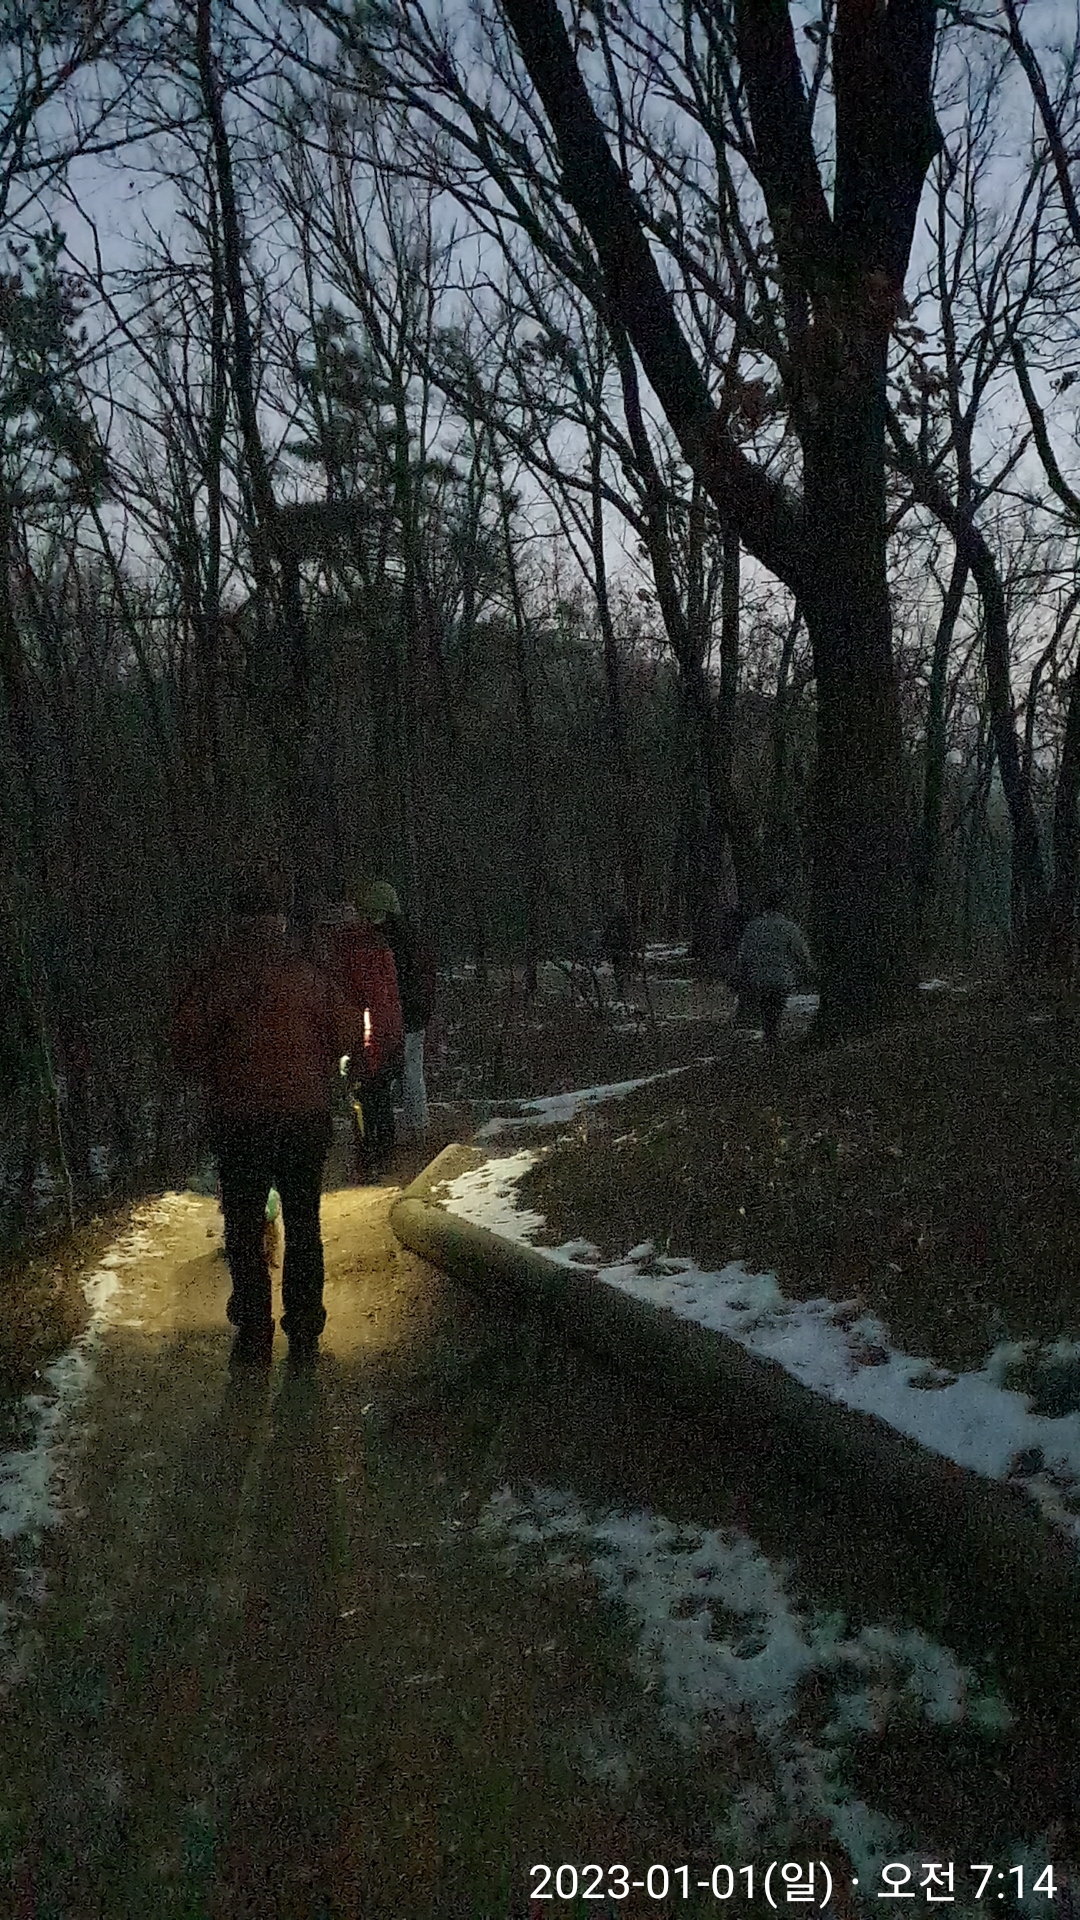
[170,942,364,1116]
[325,923,404,1080]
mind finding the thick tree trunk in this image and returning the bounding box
[497,0,936,1039]
[802,328,916,1036]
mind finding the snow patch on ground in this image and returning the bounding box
[474,1066,697,1140]
[477,1483,1015,1888]
[438,1149,545,1238]
[0,1192,194,1678]
[786,992,820,1018]
[443,1154,1080,1544]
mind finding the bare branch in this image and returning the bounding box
[497,0,806,589]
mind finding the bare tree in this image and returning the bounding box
[881,49,1052,958]
[295,0,947,1035]
[991,4,1080,973]
[193,0,331,916]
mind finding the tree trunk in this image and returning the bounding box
[716,523,757,901]
[613,333,746,963]
[685,679,740,975]
[472,895,489,987]
[392,393,421,910]
[587,389,639,935]
[491,0,938,1037]
[962,721,995,965]
[195,0,313,920]
[916,546,970,957]
[888,417,1049,965]
[975,536,1048,961]
[499,472,545,995]
[767,605,804,889]
[1048,659,1080,979]
[802,326,915,1037]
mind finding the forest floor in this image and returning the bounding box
[515,972,1080,1375]
[0,960,1078,1916]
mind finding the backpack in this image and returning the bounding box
[331,926,404,1079]
[386,914,436,1029]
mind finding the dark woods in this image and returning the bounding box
[1,0,1077,1234]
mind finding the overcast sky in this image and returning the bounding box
[9,0,1080,672]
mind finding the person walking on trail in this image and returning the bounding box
[170,881,365,1367]
[362,881,436,1147]
[319,896,404,1180]
[601,903,638,1001]
[733,893,814,1046]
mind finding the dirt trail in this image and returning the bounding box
[0,1173,769,1920]
[0,1148,1074,1920]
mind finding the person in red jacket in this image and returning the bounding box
[362,881,437,1145]
[319,898,404,1178]
[170,880,365,1366]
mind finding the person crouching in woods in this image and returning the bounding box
[733,892,814,1047]
[362,881,436,1147]
[319,895,404,1179]
[170,880,366,1367]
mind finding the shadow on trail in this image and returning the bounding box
[212,1363,352,1917]
[4,1331,272,1917]
[4,1212,1077,1920]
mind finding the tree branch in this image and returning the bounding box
[834,0,942,294]
[1001,0,1080,257]
[1007,331,1080,528]
[730,0,836,299]
[498,0,806,593]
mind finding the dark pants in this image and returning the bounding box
[760,987,786,1045]
[213,1112,333,1340]
[734,983,786,1044]
[351,1069,396,1176]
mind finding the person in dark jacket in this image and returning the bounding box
[320,900,404,1178]
[170,880,365,1366]
[601,903,639,999]
[733,891,814,1046]
[362,881,436,1145]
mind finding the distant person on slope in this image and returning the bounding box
[362,881,436,1148]
[733,892,814,1047]
[601,902,638,1001]
[319,895,404,1179]
[170,879,365,1366]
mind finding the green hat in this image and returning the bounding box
[358,880,401,921]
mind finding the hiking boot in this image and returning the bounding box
[286,1331,319,1368]
[229,1321,275,1368]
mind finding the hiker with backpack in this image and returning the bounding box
[601,903,639,1000]
[733,891,814,1046]
[361,882,437,1147]
[319,894,404,1179]
[170,879,366,1366]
